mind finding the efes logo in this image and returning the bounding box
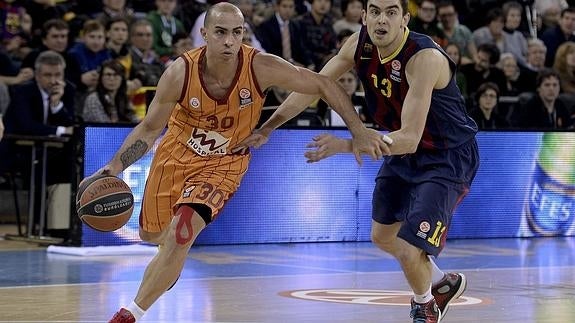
[239,88,252,108]
[279,289,487,307]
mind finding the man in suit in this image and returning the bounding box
[256,0,312,68]
[2,50,76,239]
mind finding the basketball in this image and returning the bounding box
[76,174,134,232]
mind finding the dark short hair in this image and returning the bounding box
[41,19,69,39]
[536,68,560,88]
[363,0,408,15]
[477,43,501,65]
[475,82,500,102]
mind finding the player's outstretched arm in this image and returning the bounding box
[385,49,445,155]
[241,34,391,163]
[88,58,185,178]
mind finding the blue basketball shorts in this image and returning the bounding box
[372,138,479,256]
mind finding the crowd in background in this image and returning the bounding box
[1,0,575,140]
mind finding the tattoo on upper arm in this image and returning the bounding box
[120,140,148,169]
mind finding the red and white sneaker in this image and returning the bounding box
[432,272,467,316]
[410,298,442,323]
[109,308,135,323]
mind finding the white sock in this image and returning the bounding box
[126,301,146,321]
[414,285,433,304]
[428,255,446,285]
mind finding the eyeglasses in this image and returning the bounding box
[134,32,152,37]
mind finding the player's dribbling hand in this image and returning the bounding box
[351,128,392,165]
[304,133,350,163]
[232,129,270,153]
[78,165,113,189]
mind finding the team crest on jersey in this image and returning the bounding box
[239,88,252,108]
[363,43,373,53]
[391,60,401,71]
[189,97,200,109]
[182,185,196,198]
[187,128,231,156]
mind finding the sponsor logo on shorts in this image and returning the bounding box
[279,289,486,306]
[187,128,230,156]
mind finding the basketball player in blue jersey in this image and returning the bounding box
[235,0,479,322]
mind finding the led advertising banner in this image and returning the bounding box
[82,128,575,246]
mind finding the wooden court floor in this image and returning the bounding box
[0,236,574,322]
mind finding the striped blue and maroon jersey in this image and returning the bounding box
[354,26,477,150]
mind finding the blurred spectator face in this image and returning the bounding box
[478,88,497,112]
[311,0,331,16]
[445,43,461,64]
[417,1,437,24]
[500,55,518,79]
[156,0,177,16]
[84,29,106,53]
[43,27,69,53]
[101,66,122,92]
[35,63,64,93]
[131,25,153,51]
[104,0,127,11]
[276,0,295,21]
[527,43,546,68]
[236,0,254,19]
[475,50,492,71]
[559,11,575,35]
[541,5,561,28]
[338,70,358,96]
[538,76,560,102]
[107,20,129,45]
[344,0,363,23]
[505,7,522,30]
[488,16,504,37]
[437,4,457,29]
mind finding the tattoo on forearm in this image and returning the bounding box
[120,140,148,169]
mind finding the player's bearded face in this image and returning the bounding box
[362,0,408,47]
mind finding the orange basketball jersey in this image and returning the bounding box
[169,45,266,156]
[140,45,266,232]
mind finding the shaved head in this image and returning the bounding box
[204,2,244,27]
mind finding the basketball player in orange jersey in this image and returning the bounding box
[79,3,390,323]
[236,0,479,322]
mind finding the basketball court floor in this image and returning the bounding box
[0,236,574,322]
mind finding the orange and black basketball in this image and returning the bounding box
[76,174,134,232]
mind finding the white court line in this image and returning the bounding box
[0,264,574,290]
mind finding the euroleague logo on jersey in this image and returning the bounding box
[391,60,401,71]
[239,88,252,109]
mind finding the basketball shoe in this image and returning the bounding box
[431,272,467,316]
[109,308,135,323]
[410,298,442,323]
